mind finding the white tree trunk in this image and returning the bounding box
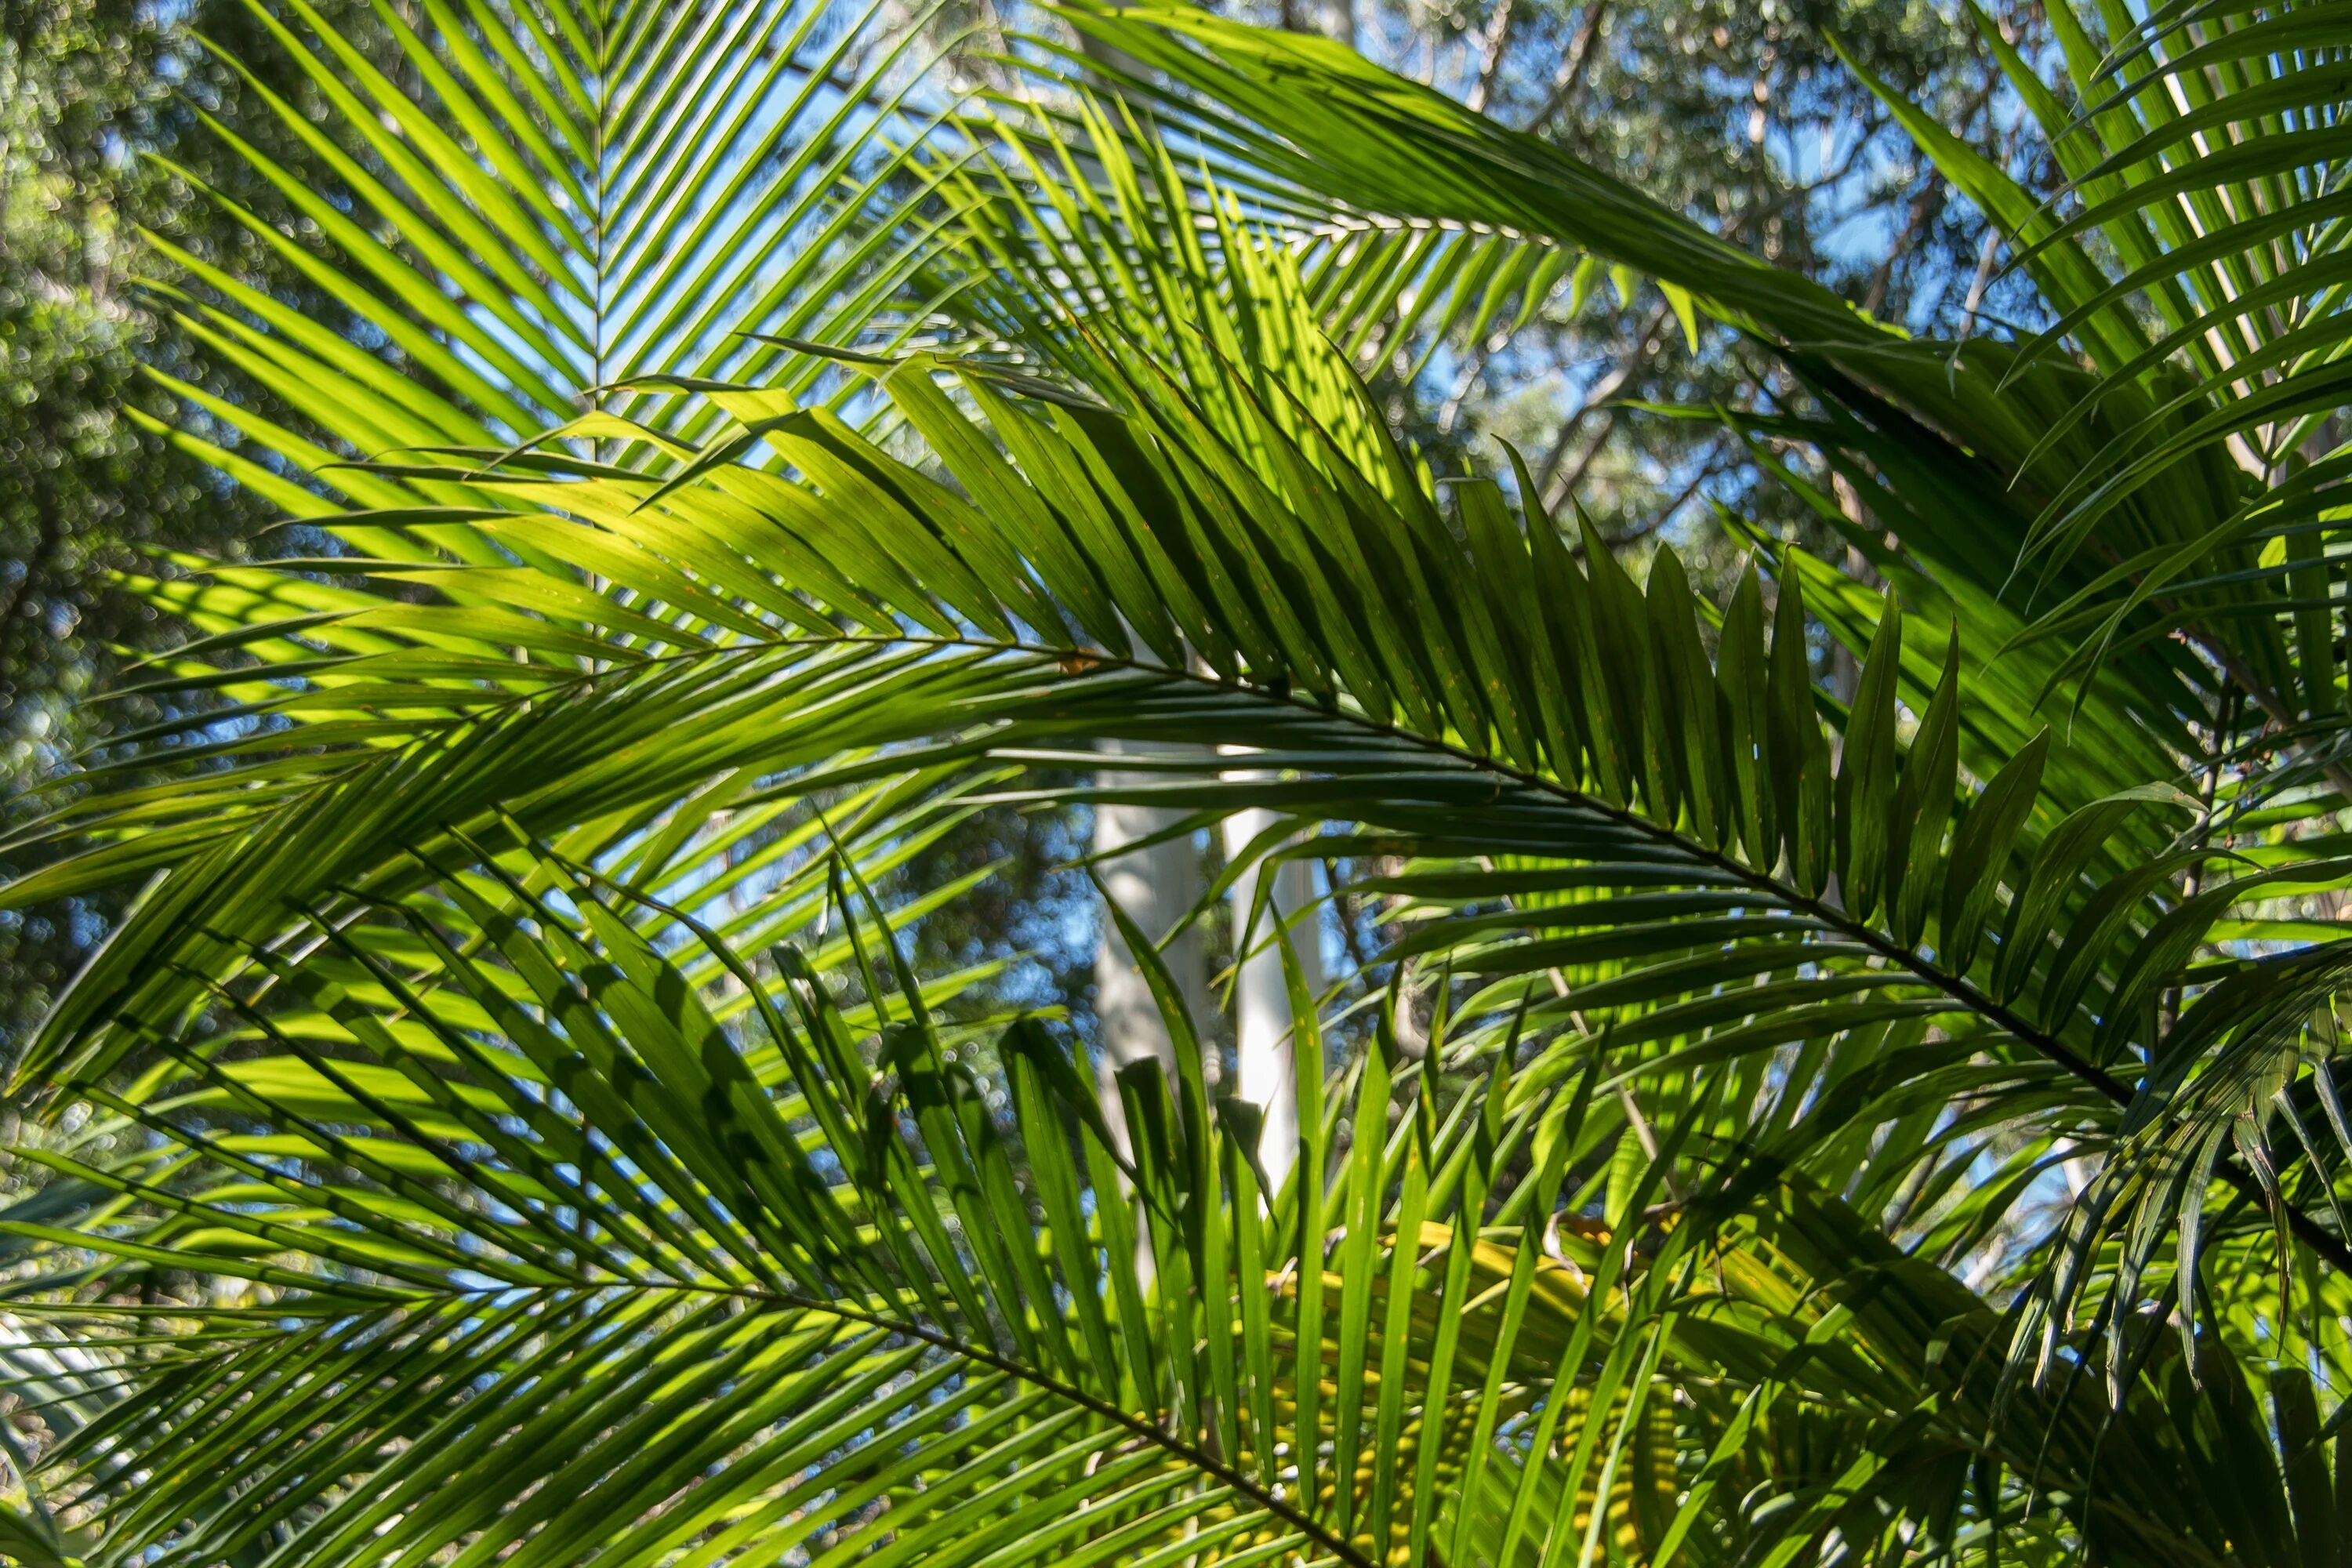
[1221,804,1323,1190]
[1092,737,1208,1153]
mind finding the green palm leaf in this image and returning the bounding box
[20,281,2347,1385]
[144,0,971,532]
[1047,0,2350,796]
[0,847,2315,1566]
[13,0,2352,1559]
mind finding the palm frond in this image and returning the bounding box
[14,2,2352,1559]
[20,295,2350,1377]
[1048,0,2352,799]
[2,847,2322,1566]
[144,0,971,535]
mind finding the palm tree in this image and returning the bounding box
[3,0,2352,1562]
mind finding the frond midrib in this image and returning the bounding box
[118,1272,1367,1568]
[122,611,2325,1252]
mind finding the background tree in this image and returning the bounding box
[0,0,392,1049]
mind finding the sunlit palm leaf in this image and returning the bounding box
[20,292,2349,1393]
[1051,0,2349,797]
[144,0,971,528]
[0,861,2310,1566]
[13,1,2352,1559]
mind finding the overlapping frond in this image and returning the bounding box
[14,0,2352,1559]
[1044,0,2352,802]
[19,272,2351,1399]
[913,74,1592,440]
[0,845,2326,1566]
[1820,2,2352,781]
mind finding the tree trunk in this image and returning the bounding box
[1092,738,1209,1154]
[1221,805,1322,1190]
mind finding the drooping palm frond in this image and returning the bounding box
[1046,0,2352,796]
[985,2,2352,1335]
[0,831,2329,1568]
[19,256,2352,1415]
[15,0,2352,1559]
[904,37,2223,942]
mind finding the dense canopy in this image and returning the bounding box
[3,0,2352,1563]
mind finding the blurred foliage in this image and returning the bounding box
[2,0,267,1046]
